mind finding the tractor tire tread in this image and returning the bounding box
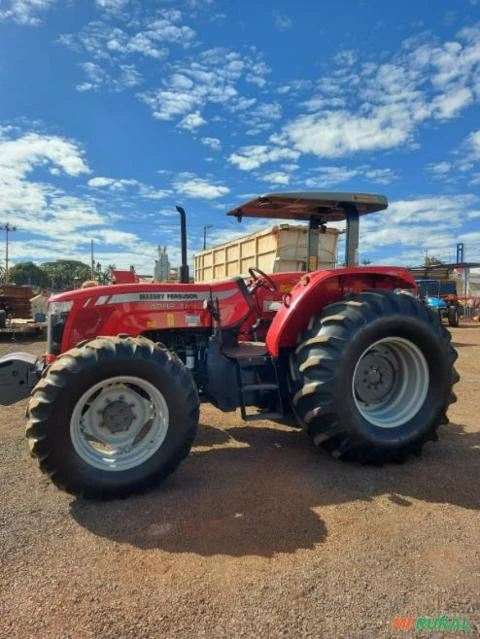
[26,335,199,499]
[291,290,459,465]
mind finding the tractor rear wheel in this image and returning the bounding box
[290,291,459,464]
[26,336,199,499]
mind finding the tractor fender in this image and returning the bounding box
[265,267,416,356]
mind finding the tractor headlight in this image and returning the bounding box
[47,300,73,355]
[49,301,74,314]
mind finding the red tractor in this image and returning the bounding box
[0,192,458,499]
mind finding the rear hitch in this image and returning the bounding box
[0,352,43,405]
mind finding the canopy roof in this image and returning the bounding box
[227,191,388,222]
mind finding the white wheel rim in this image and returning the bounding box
[70,376,169,472]
[352,337,429,429]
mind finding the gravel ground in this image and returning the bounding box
[0,326,479,639]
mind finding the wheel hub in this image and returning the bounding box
[352,337,430,429]
[101,400,135,434]
[354,351,396,403]
[70,376,170,472]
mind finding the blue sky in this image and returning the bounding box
[0,0,479,273]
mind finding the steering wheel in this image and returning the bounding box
[248,267,278,293]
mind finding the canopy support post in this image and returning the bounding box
[344,203,359,267]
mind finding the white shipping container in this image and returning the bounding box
[194,224,339,282]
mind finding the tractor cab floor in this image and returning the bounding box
[221,341,267,360]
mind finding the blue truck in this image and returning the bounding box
[416,279,460,327]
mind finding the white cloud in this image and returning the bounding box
[0,132,89,178]
[262,172,291,185]
[146,13,196,45]
[243,102,283,135]
[88,177,115,188]
[61,10,194,92]
[139,48,269,125]
[426,161,451,178]
[363,168,397,184]
[334,50,357,66]
[93,228,139,245]
[118,64,143,88]
[427,129,480,182]
[229,145,300,170]
[158,208,178,217]
[95,0,129,10]
[274,12,292,31]
[88,176,170,199]
[432,87,473,119]
[178,111,206,130]
[0,130,179,272]
[470,173,480,185]
[0,0,58,25]
[465,130,480,159]
[201,137,221,151]
[173,173,230,199]
[387,195,478,225]
[75,60,142,92]
[302,165,396,188]
[275,24,480,159]
[354,194,480,264]
[285,108,413,158]
[0,132,102,239]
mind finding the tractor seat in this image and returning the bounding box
[222,341,267,360]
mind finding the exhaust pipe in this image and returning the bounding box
[175,205,190,284]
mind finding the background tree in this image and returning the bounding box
[424,255,444,266]
[40,260,92,290]
[9,261,49,287]
[95,263,116,285]
[104,264,116,284]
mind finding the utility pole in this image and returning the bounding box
[90,239,95,279]
[203,224,213,250]
[0,223,17,283]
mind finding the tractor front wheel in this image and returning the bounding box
[291,291,459,464]
[26,336,199,498]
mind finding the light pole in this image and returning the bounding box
[203,224,213,250]
[0,223,17,283]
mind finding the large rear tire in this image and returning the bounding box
[26,336,199,499]
[290,291,459,464]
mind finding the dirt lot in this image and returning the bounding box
[0,326,479,639]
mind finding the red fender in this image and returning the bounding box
[265,267,417,356]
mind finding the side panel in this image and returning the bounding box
[266,267,417,356]
[59,283,216,352]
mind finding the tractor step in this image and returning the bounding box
[222,342,266,360]
[232,345,285,422]
[243,411,284,422]
[241,383,279,393]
